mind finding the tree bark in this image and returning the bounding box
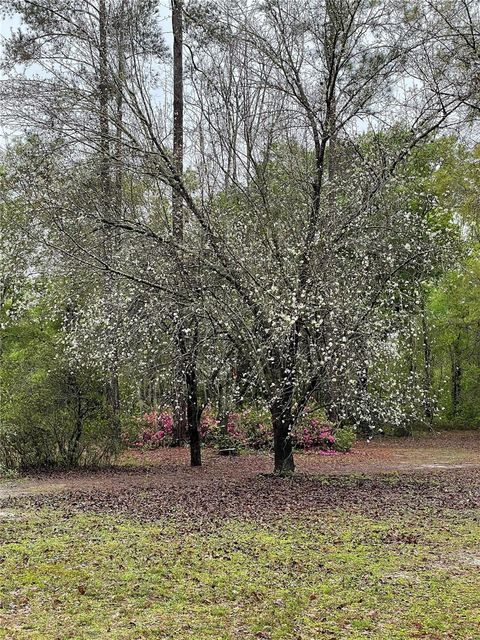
[98,0,121,436]
[98,0,111,201]
[172,0,184,241]
[67,374,84,466]
[171,0,188,446]
[421,293,433,424]
[271,397,295,475]
[268,324,298,474]
[450,336,462,418]
[106,375,120,429]
[176,321,202,466]
[270,356,298,475]
[185,350,201,467]
[115,0,125,219]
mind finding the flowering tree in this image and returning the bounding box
[174,0,469,471]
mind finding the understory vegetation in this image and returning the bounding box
[131,406,356,453]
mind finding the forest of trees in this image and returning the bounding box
[1,0,479,474]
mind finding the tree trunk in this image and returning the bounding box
[185,354,201,467]
[357,364,370,434]
[172,388,188,445]
[67,375,84,466]
[172,0,184,240]
[421,294,433,424]
[98,0,121,437]
[450,336,462,418]
[171,0,188,446]
[98,0,111,201]
[106,374,121,432]
[115,0,125,219]
[271,397,295,475]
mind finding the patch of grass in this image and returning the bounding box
[0,507,479,639]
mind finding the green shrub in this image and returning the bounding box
[0,463,18,479]
[0,365,121,469]
[240,406,272,449]
[0,314,121,470]
[333,426,357,452]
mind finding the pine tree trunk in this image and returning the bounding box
[98,0,121,437]
[171,0,188,446]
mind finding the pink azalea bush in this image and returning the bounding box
[132,405,355,453]
[226,412,243,441]
[293,408,356,452]
[295,418,337,451]
[135,409,174,448]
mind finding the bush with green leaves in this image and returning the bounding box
[0,308,121,470]
[333,426,357,453]
[240,406,273,450]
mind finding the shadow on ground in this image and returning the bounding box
[1,431,479,523]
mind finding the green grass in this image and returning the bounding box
[0,507,479,639]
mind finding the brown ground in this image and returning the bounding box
[1,431,479,523]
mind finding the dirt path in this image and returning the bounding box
[1,430,479,504]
